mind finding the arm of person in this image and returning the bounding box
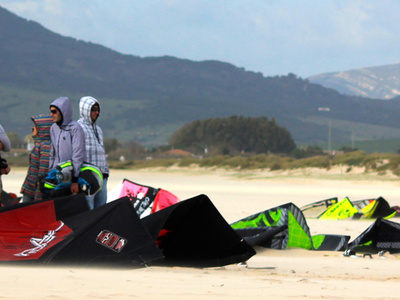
[0,125,11,152]
[0,157,10,175]
[49,125,56,170]
[97,126,110,176]
[70,125,87,193]
[38,143,51,180]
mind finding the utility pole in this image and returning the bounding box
[318,107,331,152]
[328,119,331,152]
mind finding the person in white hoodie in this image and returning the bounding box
[78,96,109,209]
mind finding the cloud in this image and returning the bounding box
[0,0,40,14]
[0,0,64,15]
[42,0,63,15]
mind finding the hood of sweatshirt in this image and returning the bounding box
[79,96,101,125]
[32,114,52,142]
[50,97,73,127]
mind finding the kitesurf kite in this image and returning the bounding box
[142,194,255,267]
[107,178,179,217]
[0,193,254,268]
[347,218,400,254]
[301,197,399,220]
[231,202,349,251]
[352,197,399,219]
[0,194,162,266]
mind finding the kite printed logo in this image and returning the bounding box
[377,242,400,249]
[96,230,127,253]
[14,222,66,257]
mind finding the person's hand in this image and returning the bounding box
[1,166,10,175]
[70,182,79,194]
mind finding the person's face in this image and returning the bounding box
[50,107,62,123]
[32,123,38,136]
[0,141,3,151]
[91,105,100,122]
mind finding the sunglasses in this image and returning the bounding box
[91,107,100,112]
[50,109,58,114]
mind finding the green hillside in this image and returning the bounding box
[2,6,400,148]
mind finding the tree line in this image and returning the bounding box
[10,115,365,161]
[169,115,296,156]
[7,115,300,160]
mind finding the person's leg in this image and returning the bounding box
[22,193,34,203]
[93,177,108,209]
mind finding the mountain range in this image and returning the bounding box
[1,6,400,151]
[308,63,400,100]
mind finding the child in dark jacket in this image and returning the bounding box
[21,114,52,202]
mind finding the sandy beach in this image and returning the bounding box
[1,167,400,299]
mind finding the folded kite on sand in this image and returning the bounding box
[301,196,399,220]
[0,193,255,268]
[347,217,400,254]
[1,176,400,268]
[231,202,350,251]
[107,178,179,218]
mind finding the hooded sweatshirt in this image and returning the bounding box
[21,114,52,201]
[0,124,11,198]
[49,97,86,179]
[0,124,10,204]
[78,96,109,176]
[0,124,11,152]
[0,124,11,168]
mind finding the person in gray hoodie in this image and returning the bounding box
[49,97,86,195]
[78,96,109,209]
[0,124,11,204]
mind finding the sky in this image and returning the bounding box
[0,0,399,78]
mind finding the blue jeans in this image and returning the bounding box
[86,177,108,210]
